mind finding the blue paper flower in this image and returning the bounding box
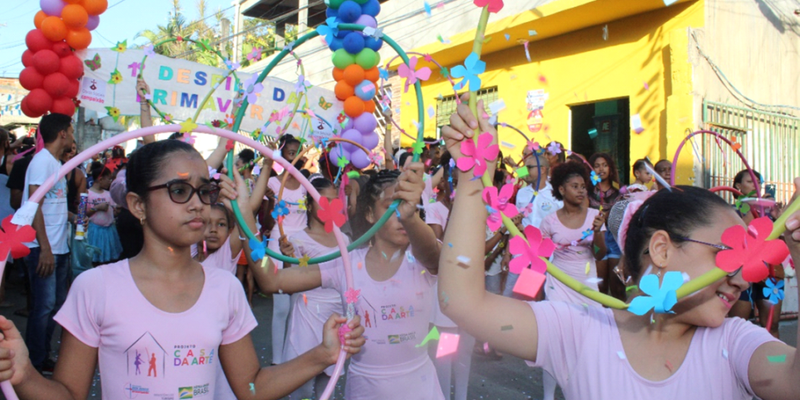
[379,68,389,80]
[316,17,340,45]
[249,237,266,261]
[271,200,290,219]
[763,278,785,305]
[580,228,593,241]
[591,171,601,186]
[451,52,486,92]
[628,271,684,315]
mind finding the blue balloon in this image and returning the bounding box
[326,8,338,18]
[360,0,381,17]
[338,1,362,23]
[365,36,383,52]
[329,37,345,52]
[335,28,349,39]
[355,80,376,101]
[343,32,366,55]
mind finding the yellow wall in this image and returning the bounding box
[400,1,703,183]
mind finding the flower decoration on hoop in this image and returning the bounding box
[398,57,432,93]
[451,53,486,92]
[716,217,789,283]
[0,216,36,260]
[247,47,263,62]
[763,278,785,304]
[508,226,555,274]
[590,171,601,186]
[547,141,562,155]
[482,184,518,231]
[271,200,290,220]
[243,75,264,105]
[474,0,505,13]
[628,271,684,315]
[249,237,267,263]
[456,132,499,177]
[316,17,340,45]
[344,288,361,304]
[317,197,347,233]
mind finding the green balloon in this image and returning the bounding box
[353,0,369,4]
[355,48,380,70]
[332,49,356,70]
[328,0,346,8]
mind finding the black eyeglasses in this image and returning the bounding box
[674,236,741,277]
[147,180,220,205]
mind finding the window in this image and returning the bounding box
[436,87,498,135]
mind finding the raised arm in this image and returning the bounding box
[438,93,539,362]
[206,138,232,172]
[137,78,155,144]
[249,156,274,213]
[395,160,441,272]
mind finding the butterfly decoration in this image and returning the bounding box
[84,54,102,71]
[398,57,432,93]
[319,97,333,110]
[316,17,340,45]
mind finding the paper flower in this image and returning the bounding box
[508,225,555,274]
[344,288,361,304]
[379,68,389,80]
[474,0,504,13]
[112,40,127,53]
[628,271,683,315]
[224,59,240,71]
[225,140,235,152]
[734,197,751,215]
[271,200,290,219]
[294,75,308,93]
[482,184,519,231]
[716,217,789,282]
[299,255,311,267]
[316,17,340,44]
[763,278,785,304]
[412,140,426,155]
[269,106,289,123]
[224,114,235,126]
[195,38,212,52]
[398,57,432,93]
[179,119,198,134]
[108,69,122,85]
[451,53,486,92]
[0,216,35,260]
[144,44,155,57]
[104,106,120,122]
[547,141,561,155]
[317,197,346,233]
[337,155,350,169]
[456,132,499,177]
[247,46,262,62]
[243,75,263,104]
[182,135,196,145]
[249,237,266,261]
[591,171,601,185]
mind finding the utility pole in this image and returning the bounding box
[298,0,308,34]
[232,0,243,63]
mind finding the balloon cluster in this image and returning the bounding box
[19,0,108,118]
[326,0,382,169]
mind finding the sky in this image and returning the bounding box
[0,0,235,78]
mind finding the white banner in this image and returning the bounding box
[76,48,341,138]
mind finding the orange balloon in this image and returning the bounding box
[66,28,92,50]
[363,99,375,114]
[364,67,380,83]
[64,0,83,3]
[34,11,48,30]
[343,64,365,87]
[81,0,108,16]
[41,16,68,42]
[344,97,365,118]
[62,4,89,28]
[332,68,344,82]
[334,81,354,101]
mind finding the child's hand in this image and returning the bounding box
[218,168,250,211]
[320,314,365,364]
[592,212,606,232]
[279,236,294,257]
[0,316,30,385]
[136,78,150,103]
[393,159,425,221]
[441,93,497,163]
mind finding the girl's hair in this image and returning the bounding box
[733,169,762,193]
[90,161,111,181]
[307,174,335,228]
[352,169,401,239]
[209,203,236,231]
[0,128,8,151]
[632,158,651,174]
[279,134,301,158]
[589,152,619,185]
[238,149,256,170]
[623,186,730,279]
[318,152,340,181]
[550,161,591,201]
[126,140,200,200]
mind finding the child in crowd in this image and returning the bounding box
[589,152,622,295]
[426,153,454,241]
[628,159,653,193]
[86,161,121,265]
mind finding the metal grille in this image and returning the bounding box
[436,87,498,132]
[702,100,800,204]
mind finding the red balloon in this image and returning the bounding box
[19,67,45,90]
[52,42,73,58]
[21,50,35,67]
[43,72,71,98]
[51,97,76,116]
[59,55,83,79]
[26,89,53,116]
[33,49,60,75]
[20,97,42,119]
[25,29,54,53]
[64,79,80,98]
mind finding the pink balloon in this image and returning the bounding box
[86,15,100,31]
[350,149,371,169]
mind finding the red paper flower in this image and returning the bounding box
[474,0,504,13]
[456,132,499,178]
[317,197,346,233]
[225,140,235,152]
[716,217,789,282]
[508,225,555,275]
[0,216,35,260]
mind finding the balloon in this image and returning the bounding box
[332,49,356,70]
[62,4,89,28]
[43,72,71,98]
[66,27,92,49]
[34,11,48,30]
[51,97,76,115]
[341,129,362,153]
[343,117,355,131]
[52,42,73,58]
[344,97,365,118]
[81,0,108,16]
[334,81,354,101]
[332,67,344,82]
[355,80,376,101]
[21,97,41,119]
[64,79,80,98]
[26,88,54,116]
[64,0,83,3]
[353,113,377,133]
[40,0,67,17]
[19,67,45,90]
[328,37,344,52]
[32,49,60,75]
[338,1,362,23]
[365,36,383,52]
[26,29,54,52]
[353,0,370,4]
[364,66,380,82]
[343,64,365,87]
[363,99,375,114]
[328,146,343,166]
[21,50,35,68]
[362,131,379,150]
[59,55,83,79]
[355,15,377,29]
[342,32,365,54]
[41,16,68,41]
[328,0,346,8]
[361,0,381,17]
[85,15,100,31]
[355,48,379,69]
[350,149,371,169]
[326,7,338,18]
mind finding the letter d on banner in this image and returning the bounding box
[273,87,285,102]
[159,66,174,81]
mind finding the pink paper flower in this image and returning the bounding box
[0,216,35,260]
[716,217,789,282]
[474,0,504,13]
[508,225,555,275]
[456,132,499,178]
[482,183,519,231]
[344,288,361,304]
[398,57,432,93]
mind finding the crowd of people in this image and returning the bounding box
[0,89,796,400]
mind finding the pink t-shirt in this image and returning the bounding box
[88,189,116,227]
[320,247,444,400]
[54,260,257,400]
[528,301,779,399]
[192,237,241,275]
[268,177,308,268]
[424,201,449,230]
[283,230,348,377]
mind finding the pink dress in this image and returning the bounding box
[88,189,115,227]
[320,247,445,400]
[267,177,308,265]
[54,260,257,400]
[528,301,778,399]
[283,230,348,377]
[540,209,604,306]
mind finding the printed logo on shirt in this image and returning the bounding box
[125,332,167,378]
[123,383,150,398]
[173,346,215,367]
[381,304,415,321]
[178,384,210,399]
[387,332,417,344]
[541,201,554,212]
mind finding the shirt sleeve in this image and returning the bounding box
[526,301,589,379]
[540,214,553,238]
[6,159,28,190]
[221,273,258,345]
[25,155,52,188]
[319,257,345,294]
[425,204,443,227]
[728,318,781,396]
[53,268,105,348]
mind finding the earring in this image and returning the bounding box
[140,216,145,225]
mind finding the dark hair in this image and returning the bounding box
[654,159,671,172]
[0,129,8,151]
[238,149,256,171]
[398,151,414,169]
[633,158,651,173]
[39,113,72,144]
[112,146,126,159]
[279,134,301,159]
[550,161,591,201]
[319,152,340,182]
[589,153,619,185]
[167,132,183,140]
[307,175,335,227]
[733,169,762,194]
[352,169,401,239]
[209,203,236,231]
[126,140,200,200]
[623,186,730,279]
[90,161,111,181]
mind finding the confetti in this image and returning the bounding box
[436,333,460,358]
[631,114,644,134]
[529,30,537,36]
[602,25,608,41]
[448,243,453,248]
[665,360,673,372]
[416,326,440,347]
[664,0,679,5]
[722,349,728,359]
[504,33,511,41]
[501,141,515,148]
[515,166,529,178]
[617,351,626,360]
[767,355,787,363]
[585,262,590,275]
[249,383,256,395]
[456,255,471,265]
[588,128,598,139]
[500,325,513,331]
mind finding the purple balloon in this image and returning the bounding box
[355,15,377,29]
[342,117,355,131]
[329,146,343,165]
[353,113,377,133]
[350,149,371,169]
[86,15,100,31]
[341,129,362,153]
[40,0,66,16]
[362,131,379,150]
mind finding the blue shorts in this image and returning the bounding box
[603,230,622,260]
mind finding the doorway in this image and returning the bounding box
[570,98,631,185]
